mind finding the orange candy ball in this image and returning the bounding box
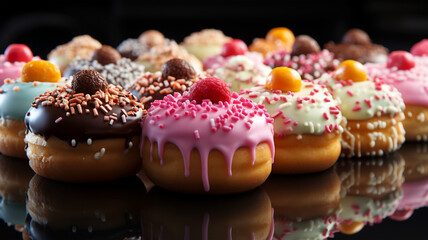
[334,60,367,83]
[21,60,61,83]
[266,67,302,92]
[338,221,365,235]
[266,27,295,51]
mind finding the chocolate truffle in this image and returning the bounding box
[71,70,108,95]
[91,45,122,65]
[292,35,321,56]
[161,58,197,80]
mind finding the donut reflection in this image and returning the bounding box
[390,142,428,221]
[261,168,341,239]
[141,187,273,239]
[25,175,145,240]
[335,152,405,234]
[0,154,34,232]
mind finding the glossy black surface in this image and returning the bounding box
[0,141,427,239]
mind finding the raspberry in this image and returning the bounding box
[189,77,231,104]
[4,44,33,63]
[387,51,415,70]
[220,39,248,57]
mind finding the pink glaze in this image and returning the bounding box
[203,51,265,71]
[394,177,428,214]
[366,62,428,107]
[0,55,40,86]
[141,91,275,192]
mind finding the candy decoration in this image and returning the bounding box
[220,39,248,57]
[334,60,367,83]
[189,77,231,104]
[386,51,416,70]
[4,44,33,63]
[265,67,302,92]
[410,39,428,56]
[266,27,295,50]
[21,60,61,83]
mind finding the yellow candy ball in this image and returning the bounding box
[266,27,295,51]
[334,60,367,83]
[21,60,61,83]
[266,67,302,92]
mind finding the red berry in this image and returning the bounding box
[189,77,231,104]
[4,44,33,63]
[387,51,415,70]
[410,39,428,56]
[220,39,248,57]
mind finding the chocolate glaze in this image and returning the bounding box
[25,104,143,144]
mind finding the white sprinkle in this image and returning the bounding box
[71,139,76,147]
[87,138,92,145]
[94,148,106,160]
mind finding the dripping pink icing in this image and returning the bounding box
[366,62,428,107]
[141,91,275,192]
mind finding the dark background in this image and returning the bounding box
[1,0,428,59]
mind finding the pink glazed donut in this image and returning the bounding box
[141,77,275,194]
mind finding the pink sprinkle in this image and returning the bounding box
[323,112,329,120]
[158,123,164,129]
[293,121,298,126]
[346,90,354,96]
[266,118,274,124]
[352,106,362,111]
[296,103,303,109]
[245,122,252,129]
[201,113,208,119]
[325,125,331,133]
[271,110,283,118]
[324,98,331,102]
[248,93,258,98]
[174,114,181,120]
[364,99,372,108]
[351,205,360,211]
[222,125,231,132]
[231,92,239,98]
[283,119,292,124]
[194,130,200,140]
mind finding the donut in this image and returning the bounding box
[317,60,406,157]
[0,60,63,158]
[0,154,34,229]
[0,44,40,86]
[207,54,272,93]
[366,51,428,141]
[128,58,200,109]
[25,175,144,240]
[117,30,165,61]
[389,142,428,221]
[263,35,340,80]
[47,35,102,73]
[334,153,405,234]
[141,77,274,194]
[261,168,341,239]
[63,45,145,89]
[181,29,232,61]
[135,38,203,73]
[241,67,343,174]
[249,27,295,57]
[141,187,273,239]
[203,39,265,70]
[24,70,145,183]
[324,28,388,64]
